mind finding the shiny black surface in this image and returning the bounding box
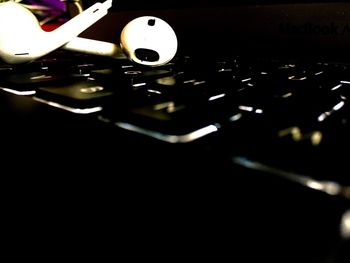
[0,49,349,261]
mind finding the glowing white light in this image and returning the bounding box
[340,209,350,239]
[288,76,307,80]
[333,101,345,111]
[232,157,342,197]
[124,70,141,75]
[132,82,146,88]
[193,80,206,85]
[241,78,252,83]
[33,97,102,114]
[239,105,254,112]
[209,94,226,101]
[147,89,162,94]
[30,74,52,80]
[114,122,218,143]
[80,86,104,93]
[305,180,341,195]
[282,92,293,98]
[229,113,242,122]
[331,84,342,90]
[318,101,345,122]
[218,68,232,72]
[1,88,36,96]
[183,79,196,84]
[318,112,330,122]
[122,65,133,69]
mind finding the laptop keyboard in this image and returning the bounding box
[1,50,350,197]
[1,49,349,263]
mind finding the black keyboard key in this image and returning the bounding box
[34,78,114,114]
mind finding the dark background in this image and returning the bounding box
[83,0,350,10]
[79,0,350,61]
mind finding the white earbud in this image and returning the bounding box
[62,37,127,59]
[120,16,178,66]
[0,0,113,64]
[62,16,178,66]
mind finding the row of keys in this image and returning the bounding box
[1,51,350,190]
